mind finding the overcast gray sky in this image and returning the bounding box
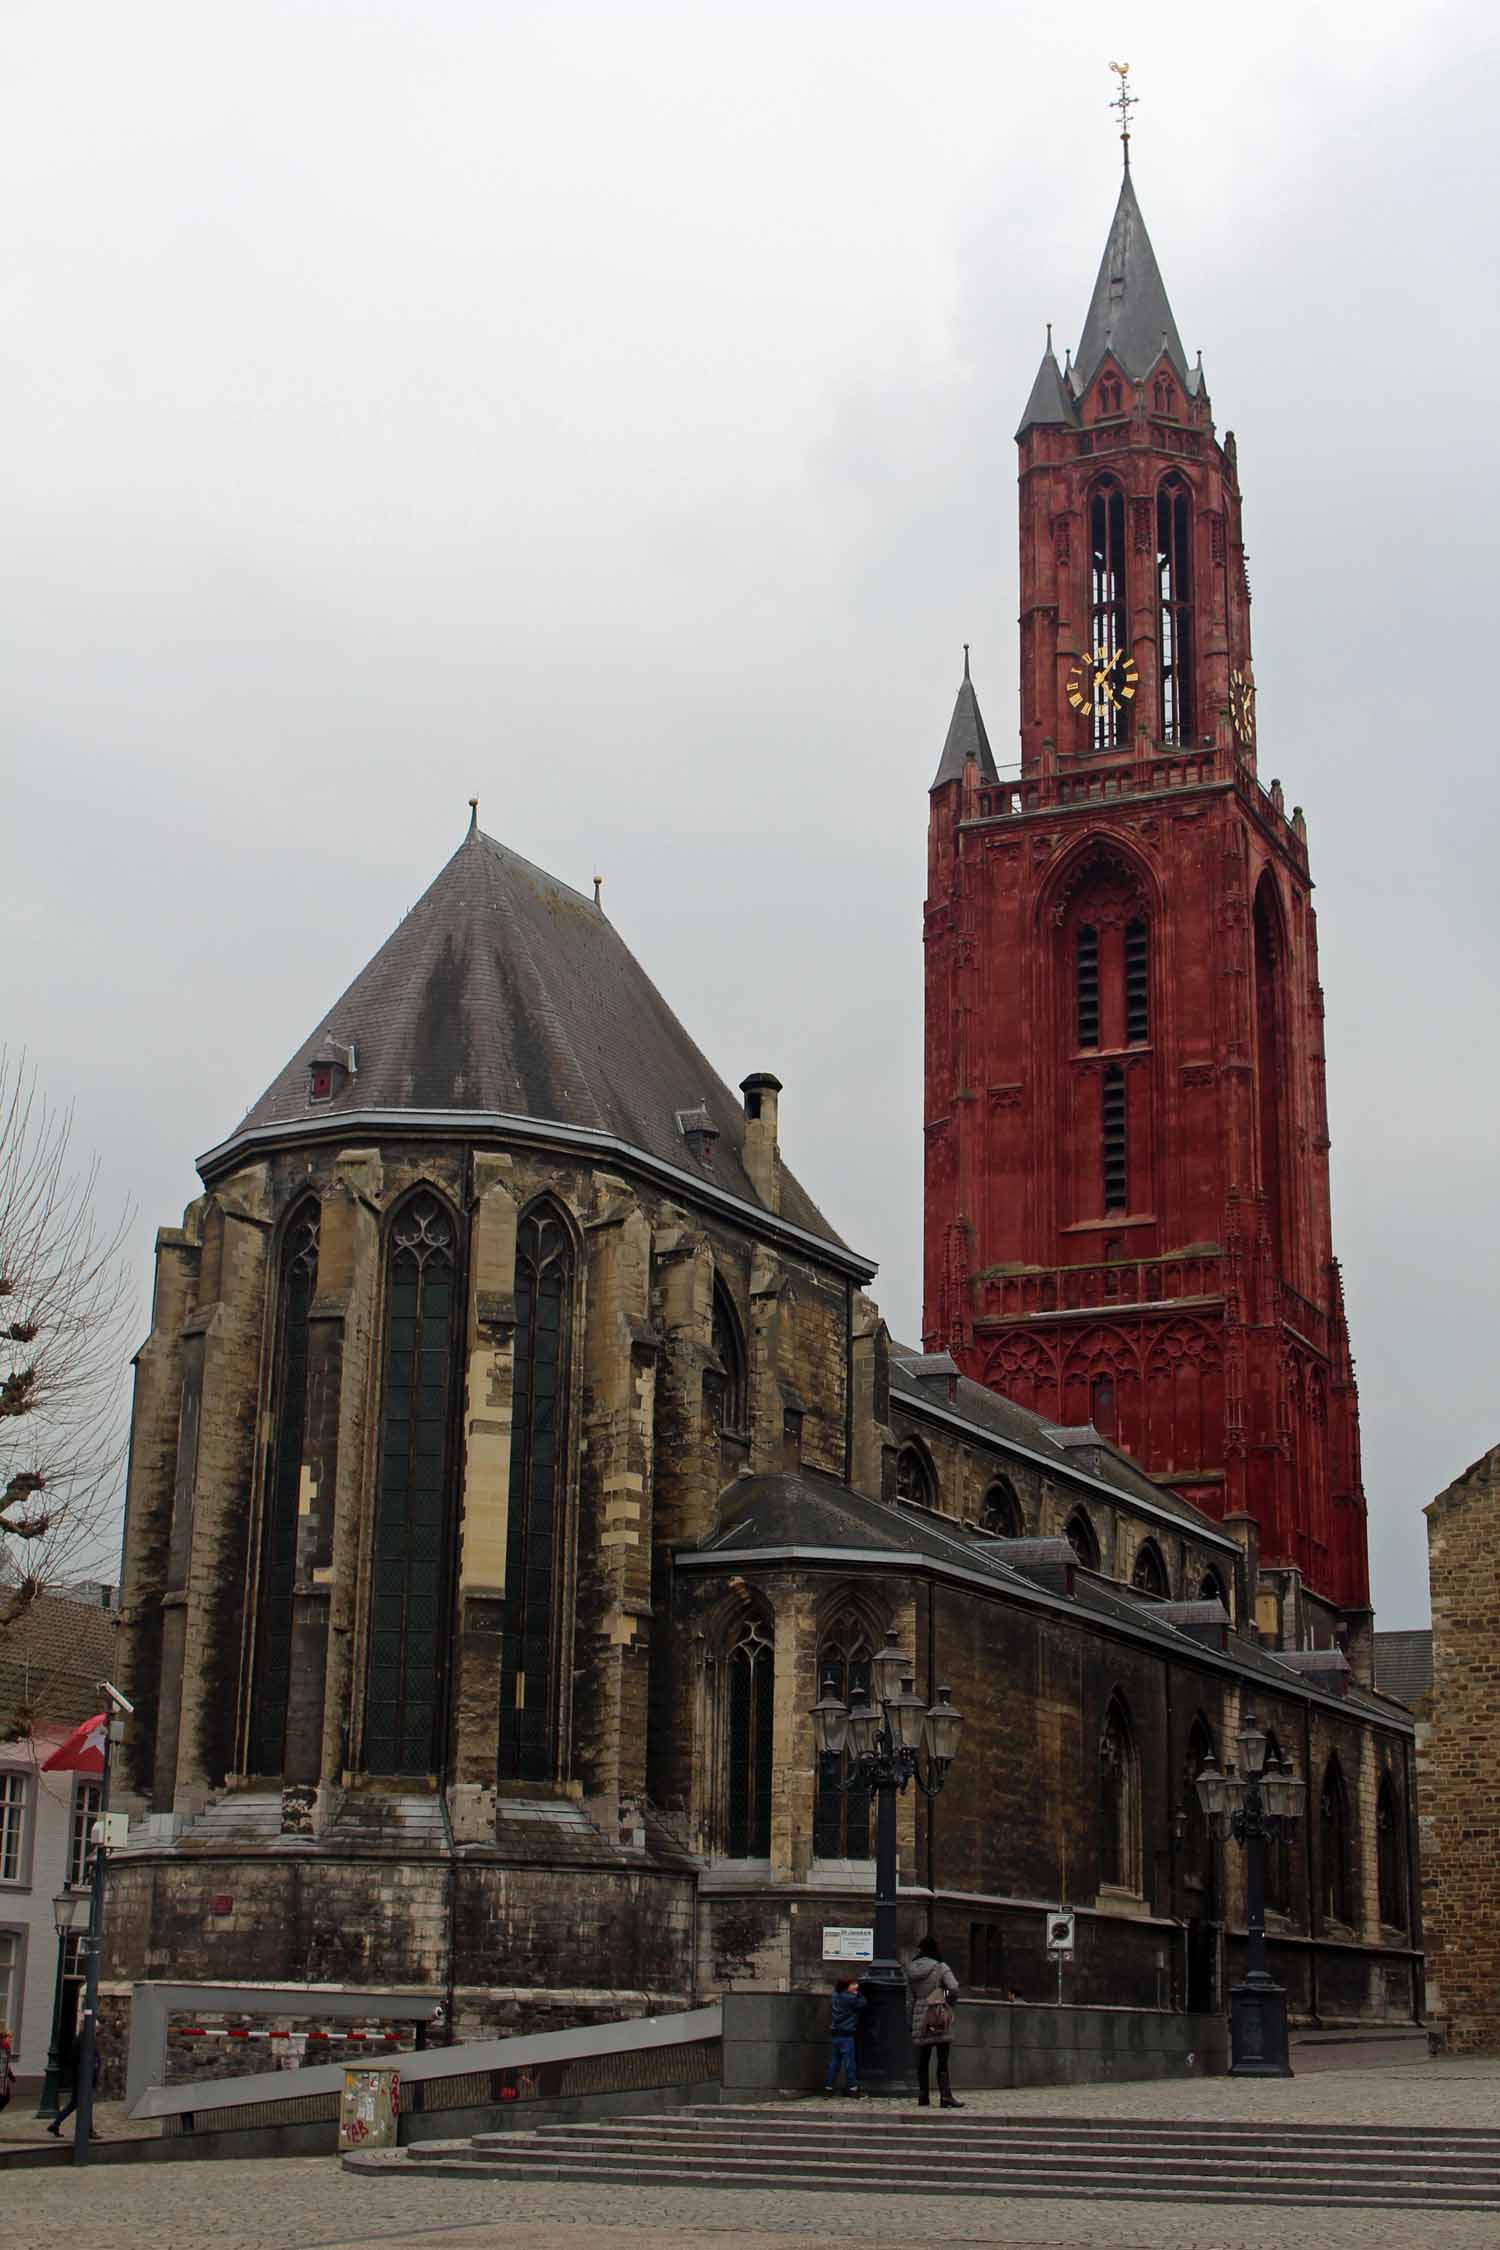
[5,1,1496,1629]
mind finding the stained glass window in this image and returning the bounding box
[725,1617,774,1858]
[498,1202,573,1785]
[248,1200,319,1774]
[363,1192,460,1777]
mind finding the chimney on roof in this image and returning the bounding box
[739,1073,782,1215]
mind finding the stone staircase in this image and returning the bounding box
[360,2106,1500,2211]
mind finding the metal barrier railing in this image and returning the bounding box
[131,2001,723,2140]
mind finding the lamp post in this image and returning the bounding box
[1195,1711,1305,2077]
[811,1644,964,2096]
[71,1709,122,2165]
[35,1886,91,2117]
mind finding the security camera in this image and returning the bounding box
[99,1680,135,1715]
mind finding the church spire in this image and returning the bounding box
[1072,164,1187,390]
[1071,68,1186,391]
[1016,326,1079,439]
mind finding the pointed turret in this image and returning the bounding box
[1016,329,1079,439]
[931,647,998,790]
[1072,167,1187,390]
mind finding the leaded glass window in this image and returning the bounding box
[1319,1756,1351,1924]
[705,1279,746,1436]
[248,1200,319,1774]
[1131,1540,1168,1596]
[725,1616,774,1858]
[814,1631,872,1859]
[1377,1776,1405,1928]
[498,1201,574,1784]
[363,1192,460,1777]
[1099,1695,1140,1891]
[982,1479,1023,1538]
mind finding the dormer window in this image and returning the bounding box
[306,1037,356,1106]
[1098,373,1122,417]
[676,1103,720,1166]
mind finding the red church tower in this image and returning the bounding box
[922,137,1370,1632]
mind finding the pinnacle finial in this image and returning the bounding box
[593,873,604,910]
[467,796,479,836]
[1109,61,1136,169]
[963,643,971,681]
[1046,320,1053,354]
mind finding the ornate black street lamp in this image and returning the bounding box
[1195,1711,1305,2077]
[811,1643,963,2096]
[35,1885,91,2117]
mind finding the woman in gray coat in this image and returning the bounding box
[906,1933,963,2108]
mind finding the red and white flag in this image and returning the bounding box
[41,1711,107,1774]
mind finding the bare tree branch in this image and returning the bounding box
[0,1050,137,1641]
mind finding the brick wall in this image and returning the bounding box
[1424,1443,1500,2052]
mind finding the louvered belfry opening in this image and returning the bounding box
[725,1616,774,1858]
[248,1199,320,1775]
[1102,1062,1128,1213]
[498,1200,574,1784]
[1124,918,1150,1044]
[364,1191,461,1777]
[1076,924,1100,1048]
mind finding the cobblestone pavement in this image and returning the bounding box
[10,2060,1500,2250]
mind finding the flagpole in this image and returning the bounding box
[71,1709,114,2167]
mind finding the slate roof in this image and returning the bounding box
[931,653,999,790]
[222,822,844,1249]
[889,1349,1233,1547]
[1073,168,1187,390]
[687,1471,1407,1726]
[0,1590,117,1732]
[1016,341,1080,437]
[1373,1629,1434,1715]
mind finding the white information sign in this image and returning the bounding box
[822,1926,875,1962]
[1045,1910,1076,1954]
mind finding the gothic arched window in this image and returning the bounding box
[1131,1539,1168,1596]
[725,1613,774,1859]
[1065,1508,1100,1571]
[1099,1694,1141,1892]
[1253,874,1288,1267]
[1153,374,1175,416]
[364,1190,461,1777]
[814,1623,873,1859]
[1377,1775,1405,1929]
[1088,480,1129,752]
[1319,1755,1351,1925]
[982,1478,1023,1539]
[1098,372,1123,416]
[705,1277,747,1437]
[1265,1730,1293,1913]
[498,1199,575,1784]
[248,1198,319,1775]
[1198,1567,1228,1610]
[1156,475,1195,743]
[1182,1713,1218,1917]
[895,1441,938,1511]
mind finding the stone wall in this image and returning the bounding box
[1423,1443,1500,2052]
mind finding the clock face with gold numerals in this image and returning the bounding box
[1230,668,1256,747]
[1066,645,1139,720]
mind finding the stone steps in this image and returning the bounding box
[353,2108,1500,2210]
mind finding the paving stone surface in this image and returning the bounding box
[10,2059,1500,2250]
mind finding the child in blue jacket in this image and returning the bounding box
[822,1977,866,2097]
